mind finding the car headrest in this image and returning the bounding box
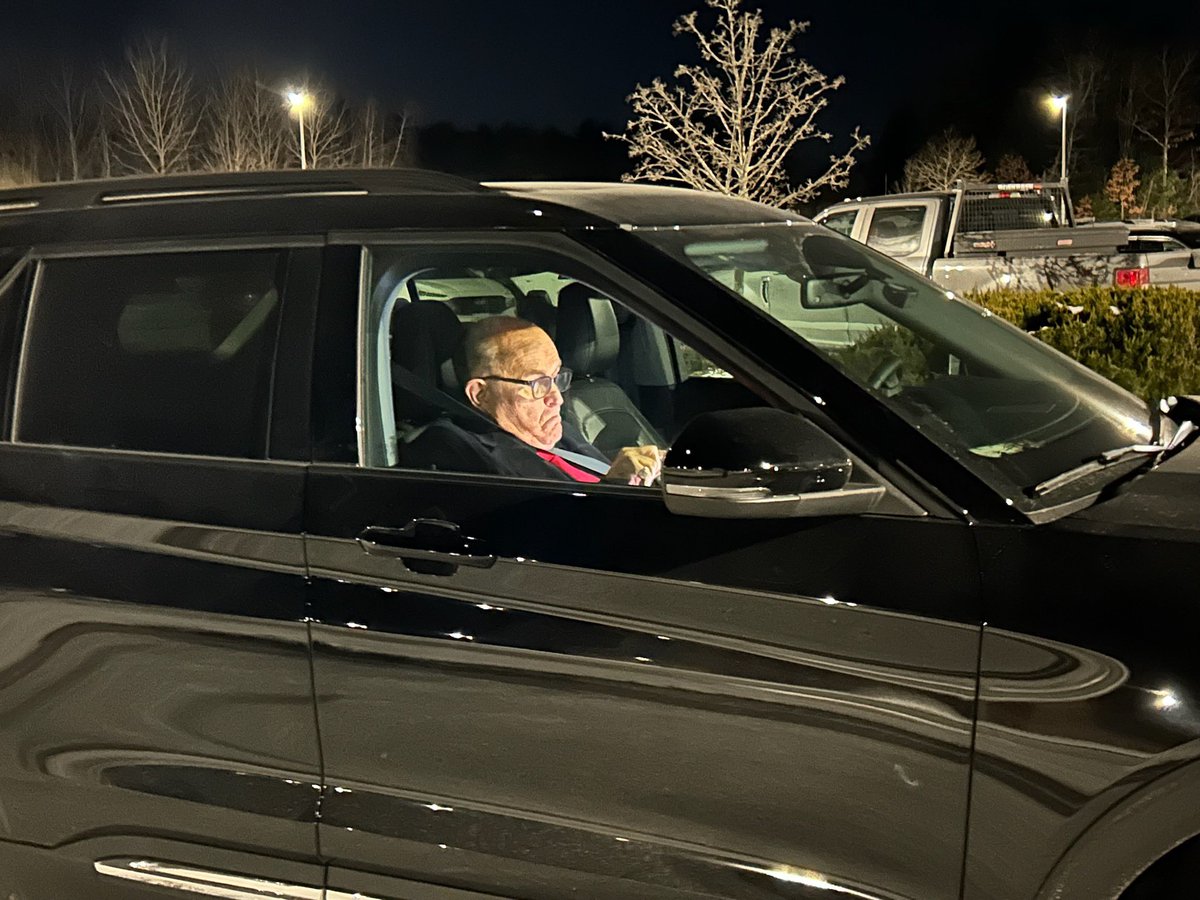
[873,220,901,239]
[556,283,619,375]
[518,289,557,338]
[392,300,463,389]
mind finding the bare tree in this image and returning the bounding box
[902,129,986,191]
[104,38,201,174]
[45,67,95,180]
[1046,49,1105,176]
[994,153,1034,183]
[205,69,288,172]
[286,88,353,169]
[1132,48,1198,176]
[0,132,41,187]
[343,99,409,168]
[1114,61,1140,161]
[607,0,868,207]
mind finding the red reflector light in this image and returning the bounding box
[1115,267,1150,287]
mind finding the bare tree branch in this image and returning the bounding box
[0,132,41,187]
[902,129,986,191]
[204,69,288,171]
[1131,48,1199,175]
[1047,48,1105,176]
[286,87,352,169]
[104,38,200,174]
[343,99,411,168]
[46,67,89,180]
[607,0,868,207]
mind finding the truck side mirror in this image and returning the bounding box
[661,408,885,518]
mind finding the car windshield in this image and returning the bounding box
[632,222,1155,503]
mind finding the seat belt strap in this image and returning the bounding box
[554,447,611,476]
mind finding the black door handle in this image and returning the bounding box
[357,519,496,576]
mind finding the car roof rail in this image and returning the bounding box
[0,168,487,215]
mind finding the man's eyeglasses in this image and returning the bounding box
[479,368,572,399]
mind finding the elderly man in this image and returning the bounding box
[459,316,662,485]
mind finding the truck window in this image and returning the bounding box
[865,206,926,258]
[820,209,859,237]
[958,186,1067,232]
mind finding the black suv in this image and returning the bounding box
[0,169,1197,900]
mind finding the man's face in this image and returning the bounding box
[466,325,564,450]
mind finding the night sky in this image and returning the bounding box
[3,0,1198,193]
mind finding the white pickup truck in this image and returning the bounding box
[813,182,1144,293]
[1099,218,1200,288]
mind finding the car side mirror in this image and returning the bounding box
[661,408,885,518]
[1190,248,1200,269]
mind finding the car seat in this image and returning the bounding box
[517,289,557,338]
[555,283,665,455]
[389,300,497,469]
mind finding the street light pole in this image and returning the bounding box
[1060,96,1070,183]
[1048,93,1070,222]
[286,89,310,170]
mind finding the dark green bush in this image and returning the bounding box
[830,325,934,388]
[968,286,1200,402]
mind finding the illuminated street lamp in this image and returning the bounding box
[1047,94,1069,184]
[1046,93,1069,223]
[286,89,312,169]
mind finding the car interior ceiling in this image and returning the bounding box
[383,268,765,467]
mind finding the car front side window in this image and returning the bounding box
[357,243,767,482]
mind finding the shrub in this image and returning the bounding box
[830,325,934,388]
[969,286,1200,402]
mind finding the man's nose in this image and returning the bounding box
[545,384,563,408]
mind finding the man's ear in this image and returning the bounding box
[464,378,487,410]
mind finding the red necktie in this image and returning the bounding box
[536,450,601,482]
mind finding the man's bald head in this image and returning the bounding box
[460,316,566,450]
[460,316,545,380]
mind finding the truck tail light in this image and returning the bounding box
[1114,266,1150,287]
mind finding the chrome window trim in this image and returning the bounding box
[94,859,322,900]
[100,187,368,204]
[29,236,323,260]
[309,458,632,493]
[0,440,307,467]
[10,258,44,443]
[0,251,31,296]
[356,245,370,466]
[0,199,39,213]
[0,248,33,440]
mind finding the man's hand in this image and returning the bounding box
[605,445,664,487]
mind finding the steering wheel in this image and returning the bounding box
[868,354,904,391]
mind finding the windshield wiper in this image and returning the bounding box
[1031,419,1198,498]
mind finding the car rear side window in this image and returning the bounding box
[865,205,927,257]
[15,249,286,457]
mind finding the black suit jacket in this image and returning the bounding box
[401,417,609,481]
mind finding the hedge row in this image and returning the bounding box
[967,286,1200,402]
